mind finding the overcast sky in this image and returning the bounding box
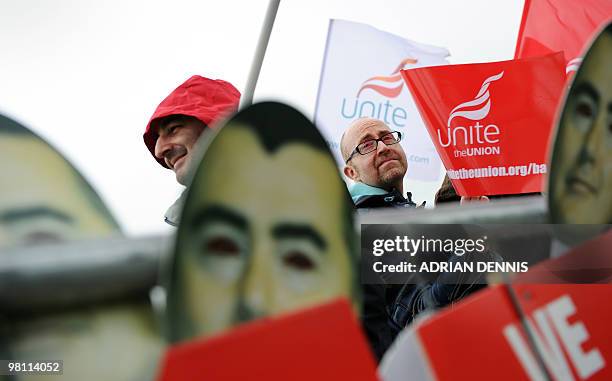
[0,0,523,235]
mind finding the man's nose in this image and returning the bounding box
[154,135,172,159]
[377,138,392,154]
[584,118,604,158]
[579,119,603,165]
[236,245,274,323]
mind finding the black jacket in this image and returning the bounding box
[353,186,419,360]
[355,186,485,361]
[353,188,419,209]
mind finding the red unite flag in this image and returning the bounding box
[401,53,566,197]
[515,0,612,73]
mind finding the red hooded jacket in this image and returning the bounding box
[143,75,241,168]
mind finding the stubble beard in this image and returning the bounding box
[175,158,189,186]
[379,166,405,191]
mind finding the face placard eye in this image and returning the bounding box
[203,236,241,257]
[572,93,597,133]
[283,250,315,271]
[193,222,248,281]
[576,102,593,118]
[278,239,322,281]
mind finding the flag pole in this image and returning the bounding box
[240,0,281,109]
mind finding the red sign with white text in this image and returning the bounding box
[401,53,566,196]
[382,235,612,380]
[515,0,612,74]
[416,284,612,380]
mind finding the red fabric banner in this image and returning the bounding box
[515,0,612,74]
[401,53,566,196]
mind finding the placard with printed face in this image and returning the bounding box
[0,114,121,248]
[548,22,612,224]
[0,115,163,381]
[165,101,360,343]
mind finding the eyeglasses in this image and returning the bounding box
[345,131,402,163]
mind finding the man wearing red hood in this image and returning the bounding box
[143,75,241,225]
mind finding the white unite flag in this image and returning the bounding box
[314,19,450,187]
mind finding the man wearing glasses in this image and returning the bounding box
[340,117,419,209]
[340,117,421,361]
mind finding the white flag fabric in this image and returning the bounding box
[314,19,450,185]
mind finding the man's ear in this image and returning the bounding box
[343,165,358,181]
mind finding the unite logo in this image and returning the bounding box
[340,57,418,128]
[357,57,418,98]
[440,71,504,158]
